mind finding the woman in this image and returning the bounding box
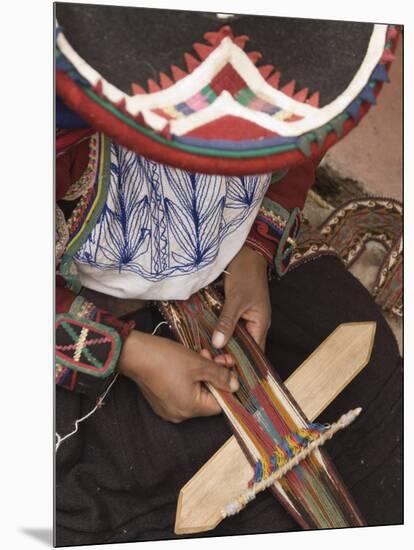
[55,5,402,546]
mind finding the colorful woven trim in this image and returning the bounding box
[372,232,402,317]
[62,133,99,200]
[57,132,111,293]
[69,296,136,343]
[56,23,399,174]
[289,197,402,316]
[147,64,306,125]
[64,132,111,257]
[246,197,301,276]
[56,205,69,262]
[55,296,135,391]
[56,314,121,377]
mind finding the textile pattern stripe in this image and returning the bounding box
[64,132,112,257]
[290,197,403,316]
[155,80,296,123]
[159,287,365,529]
[55,315,119,377]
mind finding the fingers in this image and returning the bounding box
[194,386,222,417]
[197,356,239,393]
[212,295,242,349]
[245,320,269,351]
[214,353,235,367]
[200,348,235,367]
[194,352,237,417]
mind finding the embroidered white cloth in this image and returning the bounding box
[74,141,272,300]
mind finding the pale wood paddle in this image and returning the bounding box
[175,321,376,534]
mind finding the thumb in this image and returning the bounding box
[197,356,240,393]
[194,385,222,417]
[212,295,242,349]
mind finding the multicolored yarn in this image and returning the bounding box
[222,408,361,518]
[160,287,365,529]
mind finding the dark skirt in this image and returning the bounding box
[55,257,403,546]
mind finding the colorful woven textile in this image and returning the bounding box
[55,296,134,394]
[160,287,364,529]
[290,197,403,317]
[56,314,120,375]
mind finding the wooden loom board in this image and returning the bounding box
[175,321,376,535]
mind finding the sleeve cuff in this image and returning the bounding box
[55,296,135,394]
[246,198,301,277]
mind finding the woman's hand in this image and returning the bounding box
[118,330,239,423]
[212,245,271,351]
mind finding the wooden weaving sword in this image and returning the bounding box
[175,321,376,534]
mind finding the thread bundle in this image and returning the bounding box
[161,288,365,528]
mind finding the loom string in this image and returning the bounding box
[194,295,335,487]
[280,460,323,525]
[306,455,349,526]
[288,454,344,528]
[299,460,341,526]
[221,409,361,520]
[195,298,325,488]
[282,453,334,527]
[305,454,347,526]
[281,467,325,526]
[166,291,364,528]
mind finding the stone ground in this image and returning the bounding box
[304,39,403,350]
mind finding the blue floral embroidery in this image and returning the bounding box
[74,141,271,281]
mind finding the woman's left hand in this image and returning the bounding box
[212,245,271,352]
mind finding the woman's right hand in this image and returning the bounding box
[118,330,239,423]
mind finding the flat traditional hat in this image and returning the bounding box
[55,3,399,175]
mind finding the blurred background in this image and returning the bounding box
[319,36,402,200]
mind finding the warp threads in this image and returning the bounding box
[161,288,365,528]
[222,408,361,518]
